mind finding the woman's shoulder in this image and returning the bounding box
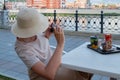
[15,40,33,52]
[37,33,49,41]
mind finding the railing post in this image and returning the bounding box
[3,0,6,10]
[101,11,103,33]
[54,10,56,23]
[75,10,78,31]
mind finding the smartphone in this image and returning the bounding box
[50,23,56,32]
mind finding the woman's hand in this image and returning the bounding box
[54,25,65,47]
[44,24,53,39]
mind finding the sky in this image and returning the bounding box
[67,0,120,4]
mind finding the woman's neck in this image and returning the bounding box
[17,35,37,43]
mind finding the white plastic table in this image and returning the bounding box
[62,42,120,80]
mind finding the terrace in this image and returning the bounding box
[0,9,120,80]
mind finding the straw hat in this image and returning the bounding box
[11,7,49,38]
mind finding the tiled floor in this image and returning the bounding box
[0,29,120,80]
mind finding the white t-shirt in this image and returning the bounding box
[15,34,91,80]
[15,34,53,80]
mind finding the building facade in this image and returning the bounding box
[5,0,26,10]
[26,0,61,9]
[61,0,66,8]
[66,0,91,8]
[75,0,87,8]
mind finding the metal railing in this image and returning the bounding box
[7,10,120,34]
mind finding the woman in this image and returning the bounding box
[11,7,92,80]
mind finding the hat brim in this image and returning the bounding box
[11,14,49,38]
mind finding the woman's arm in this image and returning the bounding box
[32,26,65,80]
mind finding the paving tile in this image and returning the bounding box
[101,76,110,80]
[16,73,29,80]
[0,59,9,65]
[2,70,21,79]
[0,55,17,61]
[0,68,7,73]
[0,54,7,59]
[7,51,18,56]
[0,61,19,70]
[11,58,24,64]
[92,74,103,80]
[3,70,19,77]
[12,64,28,75]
